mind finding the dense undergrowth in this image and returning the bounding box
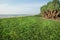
[0,16,60,40]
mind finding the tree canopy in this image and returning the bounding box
[40,0,60,13]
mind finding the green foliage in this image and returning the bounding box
[53,0,59,3]
[52,0,60,10]
[47,2,55,10]
[40,0,60,13]
[41,5,47,13]
[34,14,41,17]
[0,16,60,40]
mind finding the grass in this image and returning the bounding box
[0,16,60,40]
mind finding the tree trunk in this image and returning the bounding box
[41,10,60,19]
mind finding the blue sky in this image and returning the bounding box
[0,0,52,15]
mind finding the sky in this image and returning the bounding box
[0,0,52,15]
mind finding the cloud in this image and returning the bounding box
[0,3,44,15]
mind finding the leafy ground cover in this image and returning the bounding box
[0,16,60,40]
